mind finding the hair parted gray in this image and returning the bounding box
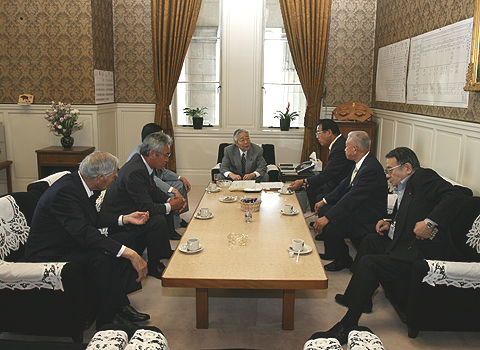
[139,132,172,157]
[347,131,371,151]
[79,151,119,179]
[233,128,249,142]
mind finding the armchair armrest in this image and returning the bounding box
[0,260,66,291]
[86,330,128,350]
[423,260,480,289]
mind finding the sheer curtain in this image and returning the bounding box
[151,0,202,171]
[279,0,332,161]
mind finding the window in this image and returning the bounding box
[263,0,306,128]
[175,0,221,126]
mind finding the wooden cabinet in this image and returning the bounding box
[36,146,95,179]
[320,121,376,165]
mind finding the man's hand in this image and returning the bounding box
[123,212,149,225]
[180,176,191,193]
[169,194,187,212]
[314,200,325,216]
[376,219,390,235]
[121,247,148,282]
[243,173,256,180]
[414,220,433,240]
[171,188,184,201]
[289,179,304,191]
[313,216,329,234]
[229,173,242,181]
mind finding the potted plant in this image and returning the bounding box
[274,102,299,131]
[183,106,208,130]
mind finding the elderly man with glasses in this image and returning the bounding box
[102,132,186,280]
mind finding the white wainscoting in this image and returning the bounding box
[372,108,480,195]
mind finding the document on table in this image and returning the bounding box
[261,182,284,190]
[229,180,256,191]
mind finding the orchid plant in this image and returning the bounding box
[274,102,299,121]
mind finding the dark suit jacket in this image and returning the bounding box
[307,135,354,194]
[387,168,465,263]
[102,153,171,217]
[219,143,267,178]
[324,152,388,232]
[23,172,122,261]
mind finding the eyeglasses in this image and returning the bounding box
[159,152,171,158]
[315,130,326,137]
[384,164,402,175]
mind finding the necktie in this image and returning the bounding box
[241,153,246,175]
[350,167,358,183]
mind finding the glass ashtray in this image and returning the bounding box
[227,232,248,246]
[217,180,232,188]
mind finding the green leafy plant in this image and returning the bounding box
[274,102,299,121]
[183,106,208,118]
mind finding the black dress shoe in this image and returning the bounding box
[169,231,182,240]
[335,294,373,314]
[320,253,335,260]
[147,262,166,279]
[117,304,150,322]
[326,322,349,345]
[314,234,324,241]
[180,219,188,228]
[324,256,353,272]
[113,313,140,338]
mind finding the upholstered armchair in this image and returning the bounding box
[0,172,96,342]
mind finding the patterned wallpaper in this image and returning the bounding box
[113,0,156,103]
[92,0,115,71]
[324,0,377,108]
[0,0,95,104]
[372,0,480,123]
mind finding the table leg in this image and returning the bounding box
[6,163,12,194]
[282,289,295,330]
[196,288,209,329]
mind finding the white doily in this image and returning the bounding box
[466,214,480,254]
[86,329,128,350]
[348,330,385,350]
[0,195,29,260]
[303,338,342,350]
[126,329,169,350]
[423,260,480,289]
[0,260,66,291]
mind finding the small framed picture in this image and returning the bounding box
[18,94,34,104]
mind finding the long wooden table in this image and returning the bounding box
[161,186,328,330]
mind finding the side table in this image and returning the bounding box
[0,160,13,193]
[36,146,95,179]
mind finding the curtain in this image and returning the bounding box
[279,0,332,162]
[151,0,202,172]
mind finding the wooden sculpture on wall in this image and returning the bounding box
[332,102,373,122]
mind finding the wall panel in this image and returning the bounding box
[432,131,463,181]
[412,125,434,167]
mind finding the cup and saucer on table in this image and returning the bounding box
[278,185,294,195]
[287,238,312,255]
[179,237,204,254]
[280,203,299,216]
[206,182,221,193]
[194,207,214,220]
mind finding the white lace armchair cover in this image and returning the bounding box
[0,195,29,260]
[125,329,169,350]
[303,338,342,350]
[423,260,480,289]
[29,171,70,186]
[348,330,386,350]
[85,329,129,350]
[0,260,66,291]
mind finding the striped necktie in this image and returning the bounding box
[241,153,246,174]
[350,167,358,183]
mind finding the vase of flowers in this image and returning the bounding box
[44,102,83,149]
[274,102,299,131]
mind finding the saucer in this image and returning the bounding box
[280,208,299,216]
[219,195,238,203]
[179,244,204,254]
[194,212,214,220]
[287,244,312,254]
[206,187,221,193]
[278,189,294,195]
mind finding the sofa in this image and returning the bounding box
[382,193,480,338]
[0,172,96,342]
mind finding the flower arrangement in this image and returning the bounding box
[44,102,83,137]
[274,102,299,121]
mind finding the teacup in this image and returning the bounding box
[284,204,294,214]
[187,237,200,251]
[207,183,218,192]
[292,239,304,252]
[281,186,290,194]
[199,207,210,217]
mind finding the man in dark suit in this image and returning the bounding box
[313,131,388,271]
[289,119,354,215]
[23,151,150,330]
[102,132,186,280]
[219,128,268,182]
[313,147,465,345]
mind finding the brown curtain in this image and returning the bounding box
[151,0,202,172]
[279,0,332,162]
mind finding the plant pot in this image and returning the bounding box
[193,117,204,129]
[61,136,74,149]
[280,118,291,131]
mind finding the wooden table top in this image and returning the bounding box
[162,186,328,290]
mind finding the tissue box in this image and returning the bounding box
[312,160,322,172]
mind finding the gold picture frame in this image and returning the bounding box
[465,0,480,91]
